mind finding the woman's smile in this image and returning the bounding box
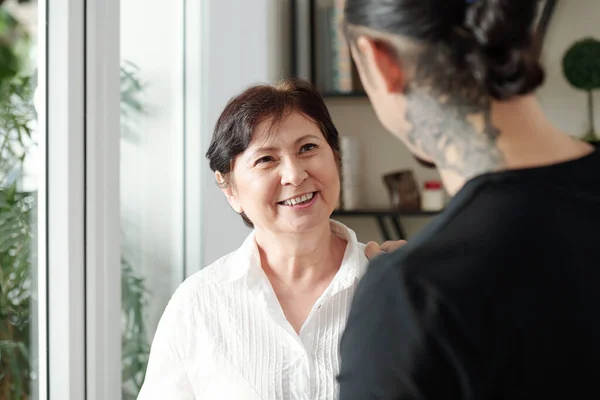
[277,191,319,209]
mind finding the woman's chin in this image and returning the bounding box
[284,213,329,233]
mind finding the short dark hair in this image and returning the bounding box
[344,0,544,100]
[206,78,341,227]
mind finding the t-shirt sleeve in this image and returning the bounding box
[337,254,477,400]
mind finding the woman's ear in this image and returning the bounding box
[355,35,405,93]
[216,171,243,214]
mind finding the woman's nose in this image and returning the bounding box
[280,159,308,187]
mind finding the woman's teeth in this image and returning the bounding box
[282,192,314,206]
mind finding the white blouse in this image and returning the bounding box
[137,221,368,400]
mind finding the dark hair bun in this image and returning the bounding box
[463,0,545,100]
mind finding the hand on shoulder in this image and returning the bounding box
[364,240,407,260]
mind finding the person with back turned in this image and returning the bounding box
[337,0,600,398]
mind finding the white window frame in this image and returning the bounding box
[45,0,86,398]
[43,0,121,398]
[36,0,48,398]
[85,0,122,398]
[184,0,206,277]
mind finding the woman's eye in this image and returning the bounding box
[300,143,317,153]
[255,156,274,165]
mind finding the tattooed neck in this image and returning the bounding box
[403,46,506,184]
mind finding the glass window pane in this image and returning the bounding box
[120,0,185,398]
[0,1,42,398]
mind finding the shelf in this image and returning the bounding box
[332,209,441,217]
[332,208,442,241]
[322,91,367,99]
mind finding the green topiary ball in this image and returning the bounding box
[562,37,600,91]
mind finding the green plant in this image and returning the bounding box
[121,254,150,400]
[0,8,37,397]
[562,37,600,141]
[119,56,150,400]
[0,186,34,399]
[0,6,151,399]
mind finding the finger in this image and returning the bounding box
[365,241,383,260]
[380,240,408,253]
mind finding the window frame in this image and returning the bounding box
[45,0,87,399]
[44,0,122,398]
[84,0,122,399]
[184,0,206,277]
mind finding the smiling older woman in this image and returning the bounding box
[137,79,381,400]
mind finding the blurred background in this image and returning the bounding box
[0,0,598,398]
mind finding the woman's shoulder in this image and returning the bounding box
[183,247,248,291]
[168,242,249,305]
[355,241,369,272]
[356,241,367,252]
[331,218,365,243]
[330,219,369,272]
[155,254,242,341]
[147,250,252,370]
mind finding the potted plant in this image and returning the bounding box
[562,37,600,142]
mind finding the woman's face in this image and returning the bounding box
[221,111,340,235]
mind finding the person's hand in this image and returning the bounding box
[364,240,407,260]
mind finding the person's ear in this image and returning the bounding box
[355,36,405,93]
[216,171,243,214]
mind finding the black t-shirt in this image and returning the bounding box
[338,147,600,399]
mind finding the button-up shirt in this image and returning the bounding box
[137,221,368,400]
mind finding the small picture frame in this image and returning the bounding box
[533,0,558,58]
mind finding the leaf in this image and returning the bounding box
[4,184,16,203]
[7,350,23,399]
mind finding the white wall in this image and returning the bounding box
[537,0,600,138]
[200,0,290,265]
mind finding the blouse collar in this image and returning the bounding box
[217,220,367,295]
